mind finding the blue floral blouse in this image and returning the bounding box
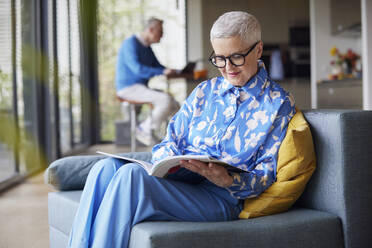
[152,62,296,199]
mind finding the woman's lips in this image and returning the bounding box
[227,71,240,78]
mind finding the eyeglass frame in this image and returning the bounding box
[208,41,260,68]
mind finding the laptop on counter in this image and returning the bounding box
[179,62,196,74]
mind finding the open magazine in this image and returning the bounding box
[96,151,245,178]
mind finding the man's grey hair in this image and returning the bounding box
[210,11,261,45]
[144,17,163,30]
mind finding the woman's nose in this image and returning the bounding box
[225,59,235,70]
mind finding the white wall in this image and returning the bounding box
[362,0,372,110]
[187,0,203,62]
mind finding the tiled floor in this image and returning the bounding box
[0,144,148,248]
[0,172,54,248]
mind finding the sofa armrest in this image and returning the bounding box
[300,110,372,248]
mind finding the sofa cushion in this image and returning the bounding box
[48,191,343,248]
[129,208,343,248]
[45,152,152,191]
[239,109,316,219]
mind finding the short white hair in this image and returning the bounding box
[210,11,261,45]
[144,17,163,30]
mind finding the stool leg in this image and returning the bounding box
[130,103,136,152]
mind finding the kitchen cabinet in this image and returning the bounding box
[330,0,361,36]
[317,79,362,109]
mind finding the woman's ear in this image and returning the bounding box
[256,41,264,59]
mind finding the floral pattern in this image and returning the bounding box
[152,61,295,199]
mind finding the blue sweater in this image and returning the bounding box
[115,35,165,91]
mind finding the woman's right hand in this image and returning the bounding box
[179,159,233,188]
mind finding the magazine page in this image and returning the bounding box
[96,152,245,178]
[96,151,153,174]
[150,155,245,177]
[150,155,212,177]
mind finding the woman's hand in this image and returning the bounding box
[179,159,233,188]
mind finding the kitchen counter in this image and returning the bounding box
[318,78,362,87]
[317,78,362,109]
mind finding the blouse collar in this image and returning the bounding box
[218,60,268,97]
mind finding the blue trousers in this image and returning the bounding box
[68,158,242,248]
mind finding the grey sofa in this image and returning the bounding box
[45,110,372,248]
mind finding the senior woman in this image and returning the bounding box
[68,11,295,248]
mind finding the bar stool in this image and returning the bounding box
[116,96,153,152]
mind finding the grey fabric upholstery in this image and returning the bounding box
[48,189,343,248]
[129,208,343,248]
[48,191,81,236]
[49,226,69,248]
[48,192,80,248]
[46,110,372,248]
[298,110,372,248]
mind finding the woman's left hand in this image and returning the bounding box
[179,159,233,187]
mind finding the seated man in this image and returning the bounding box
[115,17,179,146]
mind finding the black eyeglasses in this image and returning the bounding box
[209,41,260,68]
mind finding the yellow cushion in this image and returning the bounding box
[239,109,316,219]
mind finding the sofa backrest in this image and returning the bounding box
[298,110,372,248]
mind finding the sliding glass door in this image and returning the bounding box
[97,0,187,141]
[0,0,97,190]
[0,0,21,182]
[56,0,83,154]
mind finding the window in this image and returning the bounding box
[0,0,97,190]
[0,0,16,182]
[97,0,187,141]
[56,0,83,154]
